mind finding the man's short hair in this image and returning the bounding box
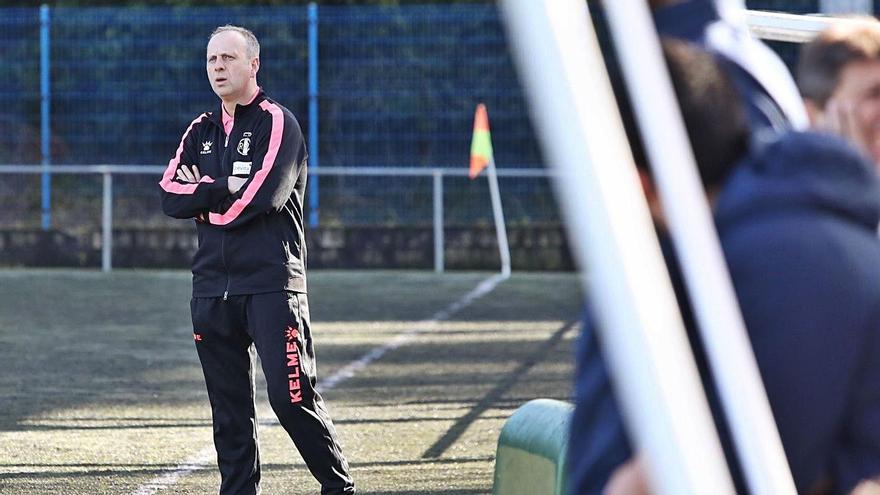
[797,18,880,107]
[611,38,748,189]
[209,25,260,59]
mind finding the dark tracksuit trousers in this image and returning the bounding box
[191,291,354,495]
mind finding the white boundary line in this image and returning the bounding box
[130,272,509,495]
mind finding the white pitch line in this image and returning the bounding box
[130,447,215,495]
[317,272,506,392]
[130,272,509,495]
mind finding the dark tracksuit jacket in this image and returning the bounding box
[159,90,354,495]
[159,90,307,297]
[568,132,880,494]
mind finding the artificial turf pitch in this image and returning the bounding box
[0,270,581,494]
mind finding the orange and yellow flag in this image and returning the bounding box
[469,103,494,179]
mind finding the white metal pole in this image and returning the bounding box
[433,169,444,273]
[500,1,735,493]
[715,0,747,25]
[102,171,113,272]
[603,1,796,493]
[486,157,511,278]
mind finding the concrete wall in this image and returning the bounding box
[0,226,573,271]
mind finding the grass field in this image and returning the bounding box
[0,269,582,494]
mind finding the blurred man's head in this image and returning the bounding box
[797,19,880,163]
[614,39,749,195]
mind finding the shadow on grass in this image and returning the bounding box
[422,319,576,458]
[0,270,580,431]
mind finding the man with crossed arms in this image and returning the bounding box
[160,25,355,495]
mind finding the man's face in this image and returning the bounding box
[830,59,880,163]
[206,31,257,102]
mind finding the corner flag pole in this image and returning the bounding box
[470,104,511,278]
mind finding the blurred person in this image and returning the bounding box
[159,25,355,495]
[798,18,880,166]
[650,0,809,135]
[568,39,880,495]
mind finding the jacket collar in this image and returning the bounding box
[653,0,719,42]
[207,88,266,127]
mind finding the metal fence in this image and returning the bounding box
[0,4,554,231]
[0,165,552,272]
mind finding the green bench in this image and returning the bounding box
[493,398,574,495]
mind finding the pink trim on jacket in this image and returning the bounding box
[209,100,284,225]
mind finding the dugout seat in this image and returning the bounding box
[492,398,573,495]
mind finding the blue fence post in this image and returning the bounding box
[40,4,51,230]
[308,2,320,227]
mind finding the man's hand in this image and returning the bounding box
[177,165,201,183]
[818,97,872,158]
[851,479,880,495]
[228,176,247,194]
[605,456,651,495]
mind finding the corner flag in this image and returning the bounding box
[469,103,494,179]
[466,103,511,277]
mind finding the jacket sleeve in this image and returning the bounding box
[159,113,230,219]
[568,310,633,495]
[207,101,304,230]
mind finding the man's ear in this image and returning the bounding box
[638,169,656,203]
[804,98,825,127]
[251,58,260,78]
[638,169,666,224]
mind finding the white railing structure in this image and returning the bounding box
[745,9,870,42]
[0,165,551,273]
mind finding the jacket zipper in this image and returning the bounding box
[221,230,229,301]
[221,124,231,301]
